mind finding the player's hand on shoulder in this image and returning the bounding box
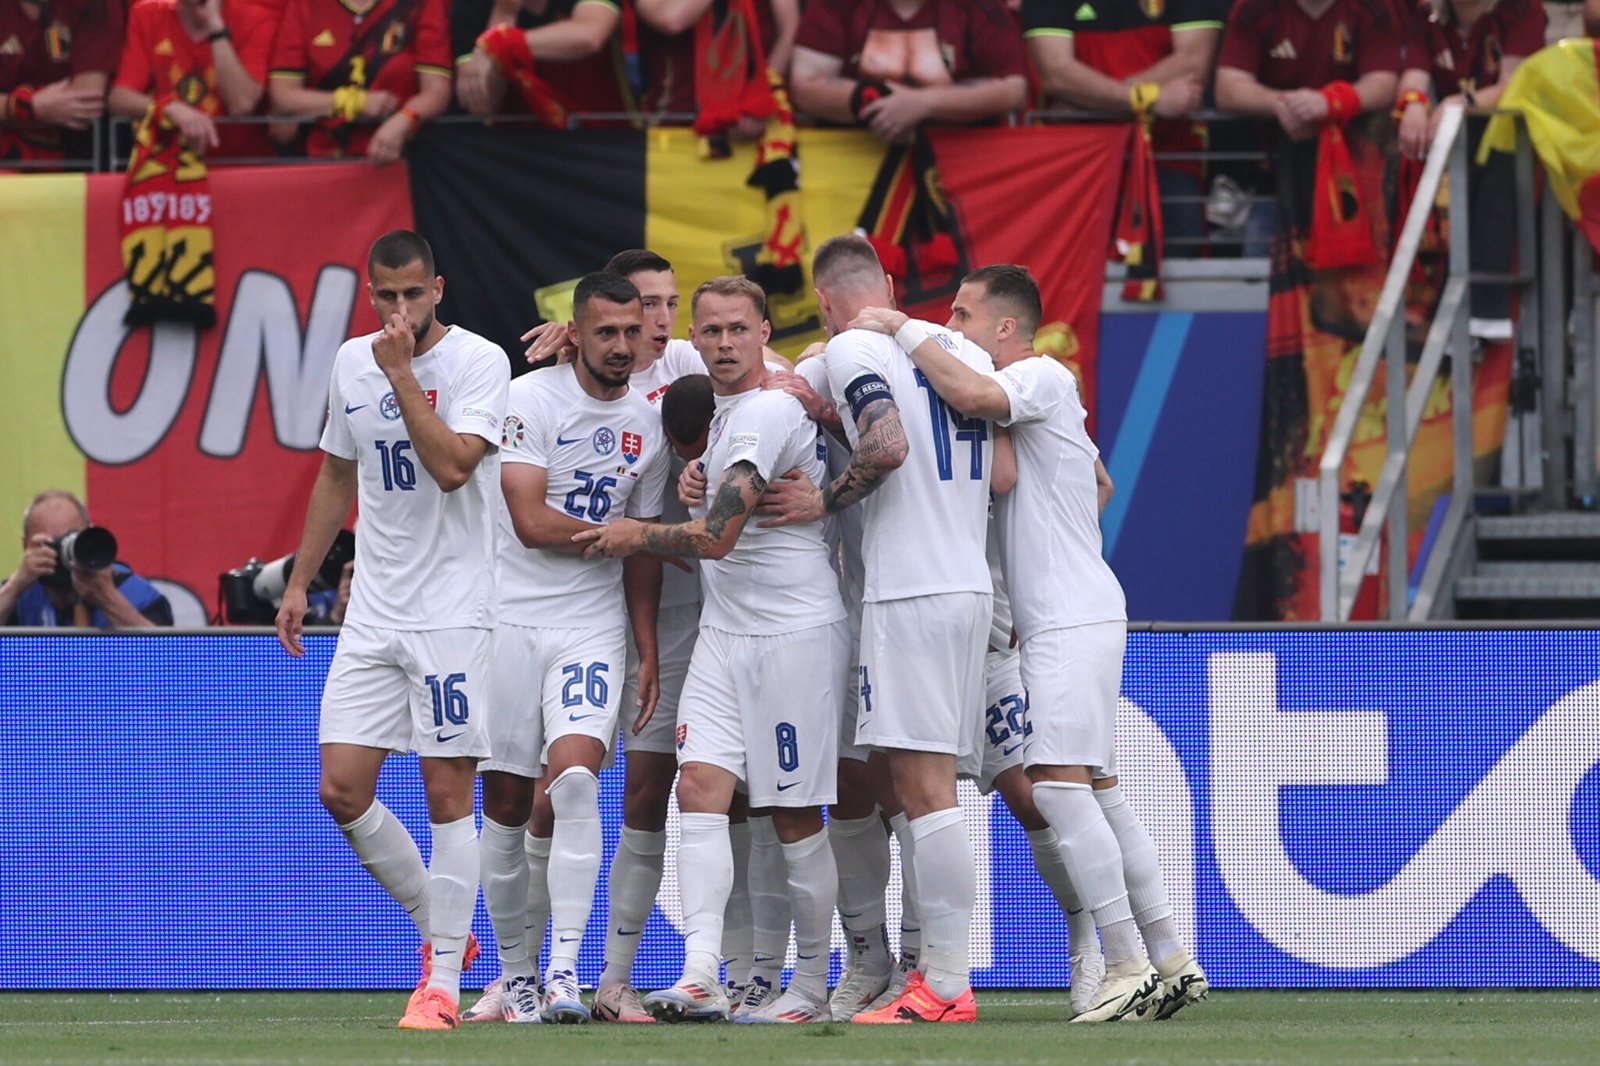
[521,319,576,365]
[678,460,709,507]
[372,311,416,375]
[848,307,908,336]
[276,586,309,658]
[756,467,824,527]
[764,370,839,426]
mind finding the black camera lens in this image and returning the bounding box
[60,527,118,572]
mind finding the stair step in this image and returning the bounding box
[1474,562,1600,580]
[1477,514,1600,539]
[1456,574,1600,599]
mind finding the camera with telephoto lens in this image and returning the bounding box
[220,530,355,624]
[40,526,118,590]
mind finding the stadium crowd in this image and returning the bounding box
[5,0,1594,205]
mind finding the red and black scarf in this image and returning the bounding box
[1306,80,1379,270]
[854,127,960,298]
[1111,85,1165,302]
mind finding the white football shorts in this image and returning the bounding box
[1019,620,1126,775]
[676,620,848,808]
[319,622,492,759]
[480,622,627,777]
[856,591,990,756]
[958,649,1029,794]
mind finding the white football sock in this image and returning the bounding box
[829,811,893,974]
[524,832,552,974]
[780,827,837,1003]
[1033,781,1143,967]
[722,821,754,985]
[1025,826,1100,958]
[481,815,535,980]
[337,801,430,941]
[1096,785,1184,965]
[599,826,666,989]
[889,811,922,968]
[747,816,791,991]
[678,811,733,980]
[908,808,974,1001]
[544,767,601,980]
[424,814,479,997]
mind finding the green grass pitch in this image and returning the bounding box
[5,991,1597,1065]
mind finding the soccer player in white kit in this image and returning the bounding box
[275,230,510,1031]
[851,264,1210,1022]
[479,272,670,1025]
[578,276,849,1024]
[760,235,995,1024]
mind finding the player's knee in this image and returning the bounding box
[771,806,824,842]
[546,765,599,820]
[676,763,731,814]
[997,769,1049,832]
[622,756,675,830]
[481,773,536,828]
[317,774,372,826]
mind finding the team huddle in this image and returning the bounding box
[274,229,1207,1031]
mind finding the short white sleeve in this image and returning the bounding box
[824,330,893,427]
[796,352,830,394]
[625,433,670,519]
[720,397,793,482]
[319,345,358,460]
[501,384,550,468]
[448,341,511,445]
[663,338,707,379]
[990,357,1072,428]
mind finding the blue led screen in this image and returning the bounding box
[2,629,1596,989]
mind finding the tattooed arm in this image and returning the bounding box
[574,461,767,561]
[757,395,909,527]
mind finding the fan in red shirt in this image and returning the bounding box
[1214,0,1400,141]
[633,0,797,122]
[453,0,634,121]
[790,0,1027,144]
[268,0,452,163]
[109,0,282,160]
[1021,0,1228,250]
[1397,0,1544,159]
[0,0,123,166]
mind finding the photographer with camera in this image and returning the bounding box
[1,490,172,628]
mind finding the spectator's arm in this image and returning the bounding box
[205,13,268,116]
[524,0,620,61]
[767,0,801,78]
[1125,25,1220,87]
[1352,69,1398,113]
[788,45,856,124]
[399,69,453,122]
[1027,31,1142,112]
[1213,65,1279,116]
[633,0,716,36]
[903,76,1028,125]
[268,75,339,119]
[108,84,153,120]
[1469,57,1525,110]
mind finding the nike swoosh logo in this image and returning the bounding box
[435,731,464,742]
[776,781,802,791]
[568,712,599,722]
[616,929,641,937]
[558,936,579,943]
[1002,743,1023,756]
[344,403,367,414]
[556,434,585,445]
[433,949,457,957]
[840,910,862,919]
[753,956,776,964]
[797,953,818,960]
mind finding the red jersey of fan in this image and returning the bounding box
[451,0,630,116]
[796,0,1027,87]
[637,0,775,117]
[1402,0,1545,98]
[1217,0,1401,91]
[0,0,123,159]
[270,0,451,155]
[115,0,280,158]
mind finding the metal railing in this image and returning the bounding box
[1317,105,1550,620]
[1318,103,1476,620]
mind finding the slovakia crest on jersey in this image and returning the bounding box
[592,427,617,456]
[621,431,642,464]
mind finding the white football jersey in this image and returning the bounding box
[630,338,707,610]
[824,323,994,603]
[799,354,865,616]
[320,325,510,630]
[497,364,670,628]
[693,387,845,635]
[991,355,1127,636]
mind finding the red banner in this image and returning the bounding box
[77,164,412,622]
[931,123,1130,430]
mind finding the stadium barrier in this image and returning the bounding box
[3,626,1595,990]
